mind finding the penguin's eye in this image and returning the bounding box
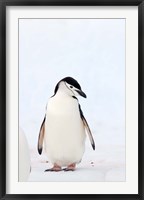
[70,86,73,88]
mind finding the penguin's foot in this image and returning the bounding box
[63,163,76,171]
[45,164,62,172]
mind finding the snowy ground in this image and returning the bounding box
[28,137,125,182]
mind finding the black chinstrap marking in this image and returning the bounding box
[72,96,78,100]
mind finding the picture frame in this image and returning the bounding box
[0,0,144,199]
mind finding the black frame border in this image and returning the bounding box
[0,0,144,199]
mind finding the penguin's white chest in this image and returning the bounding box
[44,96,86,166]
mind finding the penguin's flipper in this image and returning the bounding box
[79,104,95,150]
[37,116,46,155]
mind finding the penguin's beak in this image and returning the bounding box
[76,89,87,98]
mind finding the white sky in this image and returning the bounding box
[19,19,125,147]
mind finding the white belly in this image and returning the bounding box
[44,96,86,167]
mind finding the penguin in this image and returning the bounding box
[37,77,95,172]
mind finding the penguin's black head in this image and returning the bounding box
[54,77,87,98]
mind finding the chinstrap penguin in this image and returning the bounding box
[38,77,95,171]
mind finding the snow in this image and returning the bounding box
[28,142,125,182]
[19,18,126,182]
[19,128,31,181]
